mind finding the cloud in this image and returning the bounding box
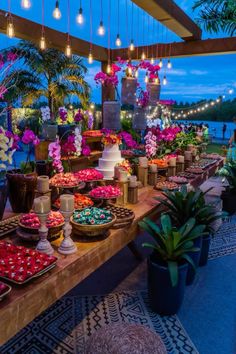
[190,70,208,76]
[167,69,187,76]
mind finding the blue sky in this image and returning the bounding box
[0,0,235,104]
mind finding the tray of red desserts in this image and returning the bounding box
[74,168,104,182]
[0,241,57,285]
[50,172,85,189]
[0,281,12,301]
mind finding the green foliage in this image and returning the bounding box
[139,215,206,287]
[156,185,225,234]
[193,0,236,36]
[121,117,141,142]
[174,131,198,151]
[1,40,90,114]
[20,161,35,174]
[217,160,236,190]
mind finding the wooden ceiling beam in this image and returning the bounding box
[0,10,108,61]
[111,37,236,60]
[132,0,202,41]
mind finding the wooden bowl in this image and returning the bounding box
[18,222,64,241]
[70,213,117,238]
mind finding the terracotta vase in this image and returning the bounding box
[6,171,37,213]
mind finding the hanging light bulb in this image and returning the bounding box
[7,19,14,38]
[155,77,159,84]
[141,51,146,60]
[159,58,163,68]
[115,34,121,47]
[135,69,138,78]
[145,72,149,83]
[76,7,84,24]
[21,0,31,9]
[53,1,61,19]
[150,58,154,64]
[163,75,167,85]
[65,43,72,57]
[88,51,93,64]
[98,20,105,35]
[40,35,46,50]
[129,39,135,51]
[107,63,111,74]
[167,59,172,69]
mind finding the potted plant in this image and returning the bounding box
[156,186,225,273]
[139,215,206,315]
[217,160,236,214]
[6,129,39,213]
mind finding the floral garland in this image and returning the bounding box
[144,131,158,159]
[48,139,64,173]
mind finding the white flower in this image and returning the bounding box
[41,106,51,122]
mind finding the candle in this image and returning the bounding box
[60,194,74,212]
[139,157,148,168]
[169,157,176,167]
[34,196,51,214]
[129,175,138,188]
[114,166,122,179]
[149,164,157,173]
[184,151,192,161]
[37,175,49,193]
[119,170,128,182]
[177,155,184,163]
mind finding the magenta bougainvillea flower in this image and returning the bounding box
[22,129,40,146]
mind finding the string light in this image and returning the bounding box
[129,2,134,51]
[128,66,132,75]
[65,0,72,58]
[98,0,105,35]
[40,0,46,50]
[167,59,172,69]
[115,34,121,47]
[6,1,14,38]
[88,0,93,64]
[21,0,31,9]
[159,58,163,68]
[163,75,167,85]
[150,58,155,64]
[107,63,111,74]
[141,51,146,60]
[65,44,72,57]
[144,72,148,83]
[88,50,93,64]
[115,0,121,47]
[129,39,135,51]
[76,0,84,24]
[53,1,61,19]
[135,69,138,78]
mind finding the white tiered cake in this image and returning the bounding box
[97,144,123,179]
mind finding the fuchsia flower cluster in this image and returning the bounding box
[119,131,137,149]
[74,109,84,123]
[22,129,40,146]
[144,131,158,159]
[94,64,121,87]
[58,107,68,123]
[137,88,150,108]
[156,127,181,142]
[48,139,64,173]
[61,133,91,157]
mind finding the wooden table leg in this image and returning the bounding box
[127,241,143,260]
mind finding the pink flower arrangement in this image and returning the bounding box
[61,133,91,157]
[81,137,91,156]
[137,88,150,108]
[48,139,64,173]
[58,107,68,123]
[102,133,122,146]
[144,131,158,159]
[22,129,40,146]
[94,64,121,88]
[74,109,84,123]
[89,185,121,199]
[119,131,137,149]
[156,127,181,142]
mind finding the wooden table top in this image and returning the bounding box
[0,186,163,345]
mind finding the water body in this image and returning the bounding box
[178,120,236,140]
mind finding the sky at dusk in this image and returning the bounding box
[0,0,235,104]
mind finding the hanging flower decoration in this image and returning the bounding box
[48,139,64,173]
[0,127,18,169]
[137,88,150,108]
[144,131,158,159]
[40,106,51,122]
[58,106,68,123]
[94,63,121,88]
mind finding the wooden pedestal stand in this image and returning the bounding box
[138,166,148,187]
[116,181,128,206]
[168,166,176,177]
[128,186,138,204]
[148,172,158,186]
[176,162,185,174]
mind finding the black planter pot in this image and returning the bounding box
[147,256,188,315]
[36,160,52,177]
[0,177,8,220]
[58,124,75,139]
[221,190,236,215]
[186,236,202,285]
[199,235,211,267]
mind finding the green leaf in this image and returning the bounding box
[167,261,178,287]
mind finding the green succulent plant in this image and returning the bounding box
[139,215,207,287]
[217,160,236,191]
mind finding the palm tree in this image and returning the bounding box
[193,0,236,36]
[1,40,90,116]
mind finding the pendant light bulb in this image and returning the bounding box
[40,35,46,50]
[167,59,172,69]
[53,1,61,20]
[135,69,138,78]
[155,77,159,84]
[21,0,31,9]
[88,51,93,64]
[159,58,163,68]
[129,39,135,51]
[150,58,154,64]
[76,8,84,24]
[145,72,149,84]
[141,52,146,60]
[65,44,72,58]
[98,21,105,35]
[7,20,14,38]
[115,34,121,47]
[128,67,132,75]
[107,64,111,74]
[163,75,167,85]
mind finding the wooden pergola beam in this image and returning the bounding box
[132,0,202,41]
[0,10,108,61]
[111,37,236,60]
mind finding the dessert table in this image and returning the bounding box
[0,186,164,345]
